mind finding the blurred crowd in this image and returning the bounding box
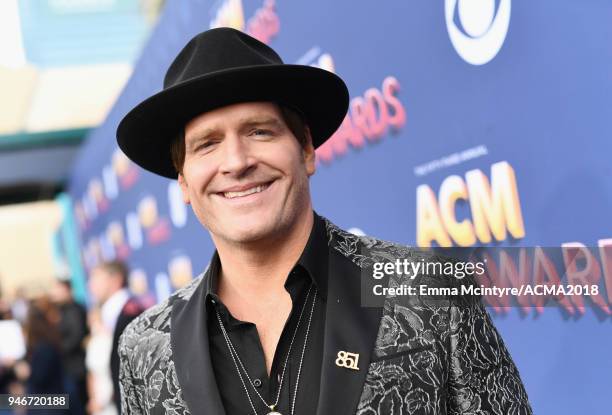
[0,261,144,415]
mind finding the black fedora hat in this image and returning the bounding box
[117,27,349,178]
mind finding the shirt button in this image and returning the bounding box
[252,379,262,388]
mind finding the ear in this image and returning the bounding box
[303,127,316,177]
[177,174,191,204]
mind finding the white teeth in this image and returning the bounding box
[223,184,268,199]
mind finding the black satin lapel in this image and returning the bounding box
[171,277,226,415]
[316,248,384,415]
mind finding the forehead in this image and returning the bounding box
[184,101,284,139]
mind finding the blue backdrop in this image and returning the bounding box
[68,0,612,413]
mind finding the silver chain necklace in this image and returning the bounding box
[215,284,317,415]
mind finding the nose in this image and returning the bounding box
[219,134,255,176]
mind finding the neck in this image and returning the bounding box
[214,209,314,305]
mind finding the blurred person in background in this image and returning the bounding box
[0,286,14,321]
[51,279,89,415]
[19,297,65,414]
[10,288,29,325]
[0,285,27,415]
[0,295,16,397]
[0,359,14,397]
[85,307,117,415]
[88,261,143,413]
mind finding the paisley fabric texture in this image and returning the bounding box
[118,218,532,414]
[324,222,532,415]
[118,279,198,415]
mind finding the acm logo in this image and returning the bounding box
[417,161,525,247]
[445,0,511,65]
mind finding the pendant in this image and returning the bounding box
[267,405,282,415]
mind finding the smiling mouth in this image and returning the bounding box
[221,182,272,199]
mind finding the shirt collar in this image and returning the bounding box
[204,211,329,303]
[297,211,329,300]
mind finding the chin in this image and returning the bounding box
[218,215,281,244]
[224,226,276,245]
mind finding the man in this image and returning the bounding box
[116,28,532,415]
[50,279,89,415]
[89,261,143,413]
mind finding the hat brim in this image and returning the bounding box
[116,64,349,178]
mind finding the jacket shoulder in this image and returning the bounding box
[119,274,203,347]
[323,217,474,286]
[118,277,200,415]
[323,216,421,266]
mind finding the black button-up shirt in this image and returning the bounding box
[205,213,329,415]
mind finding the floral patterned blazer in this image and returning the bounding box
[118,218,532,415]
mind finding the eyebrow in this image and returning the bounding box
[185,116,286,150]
[237,116,285,132]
